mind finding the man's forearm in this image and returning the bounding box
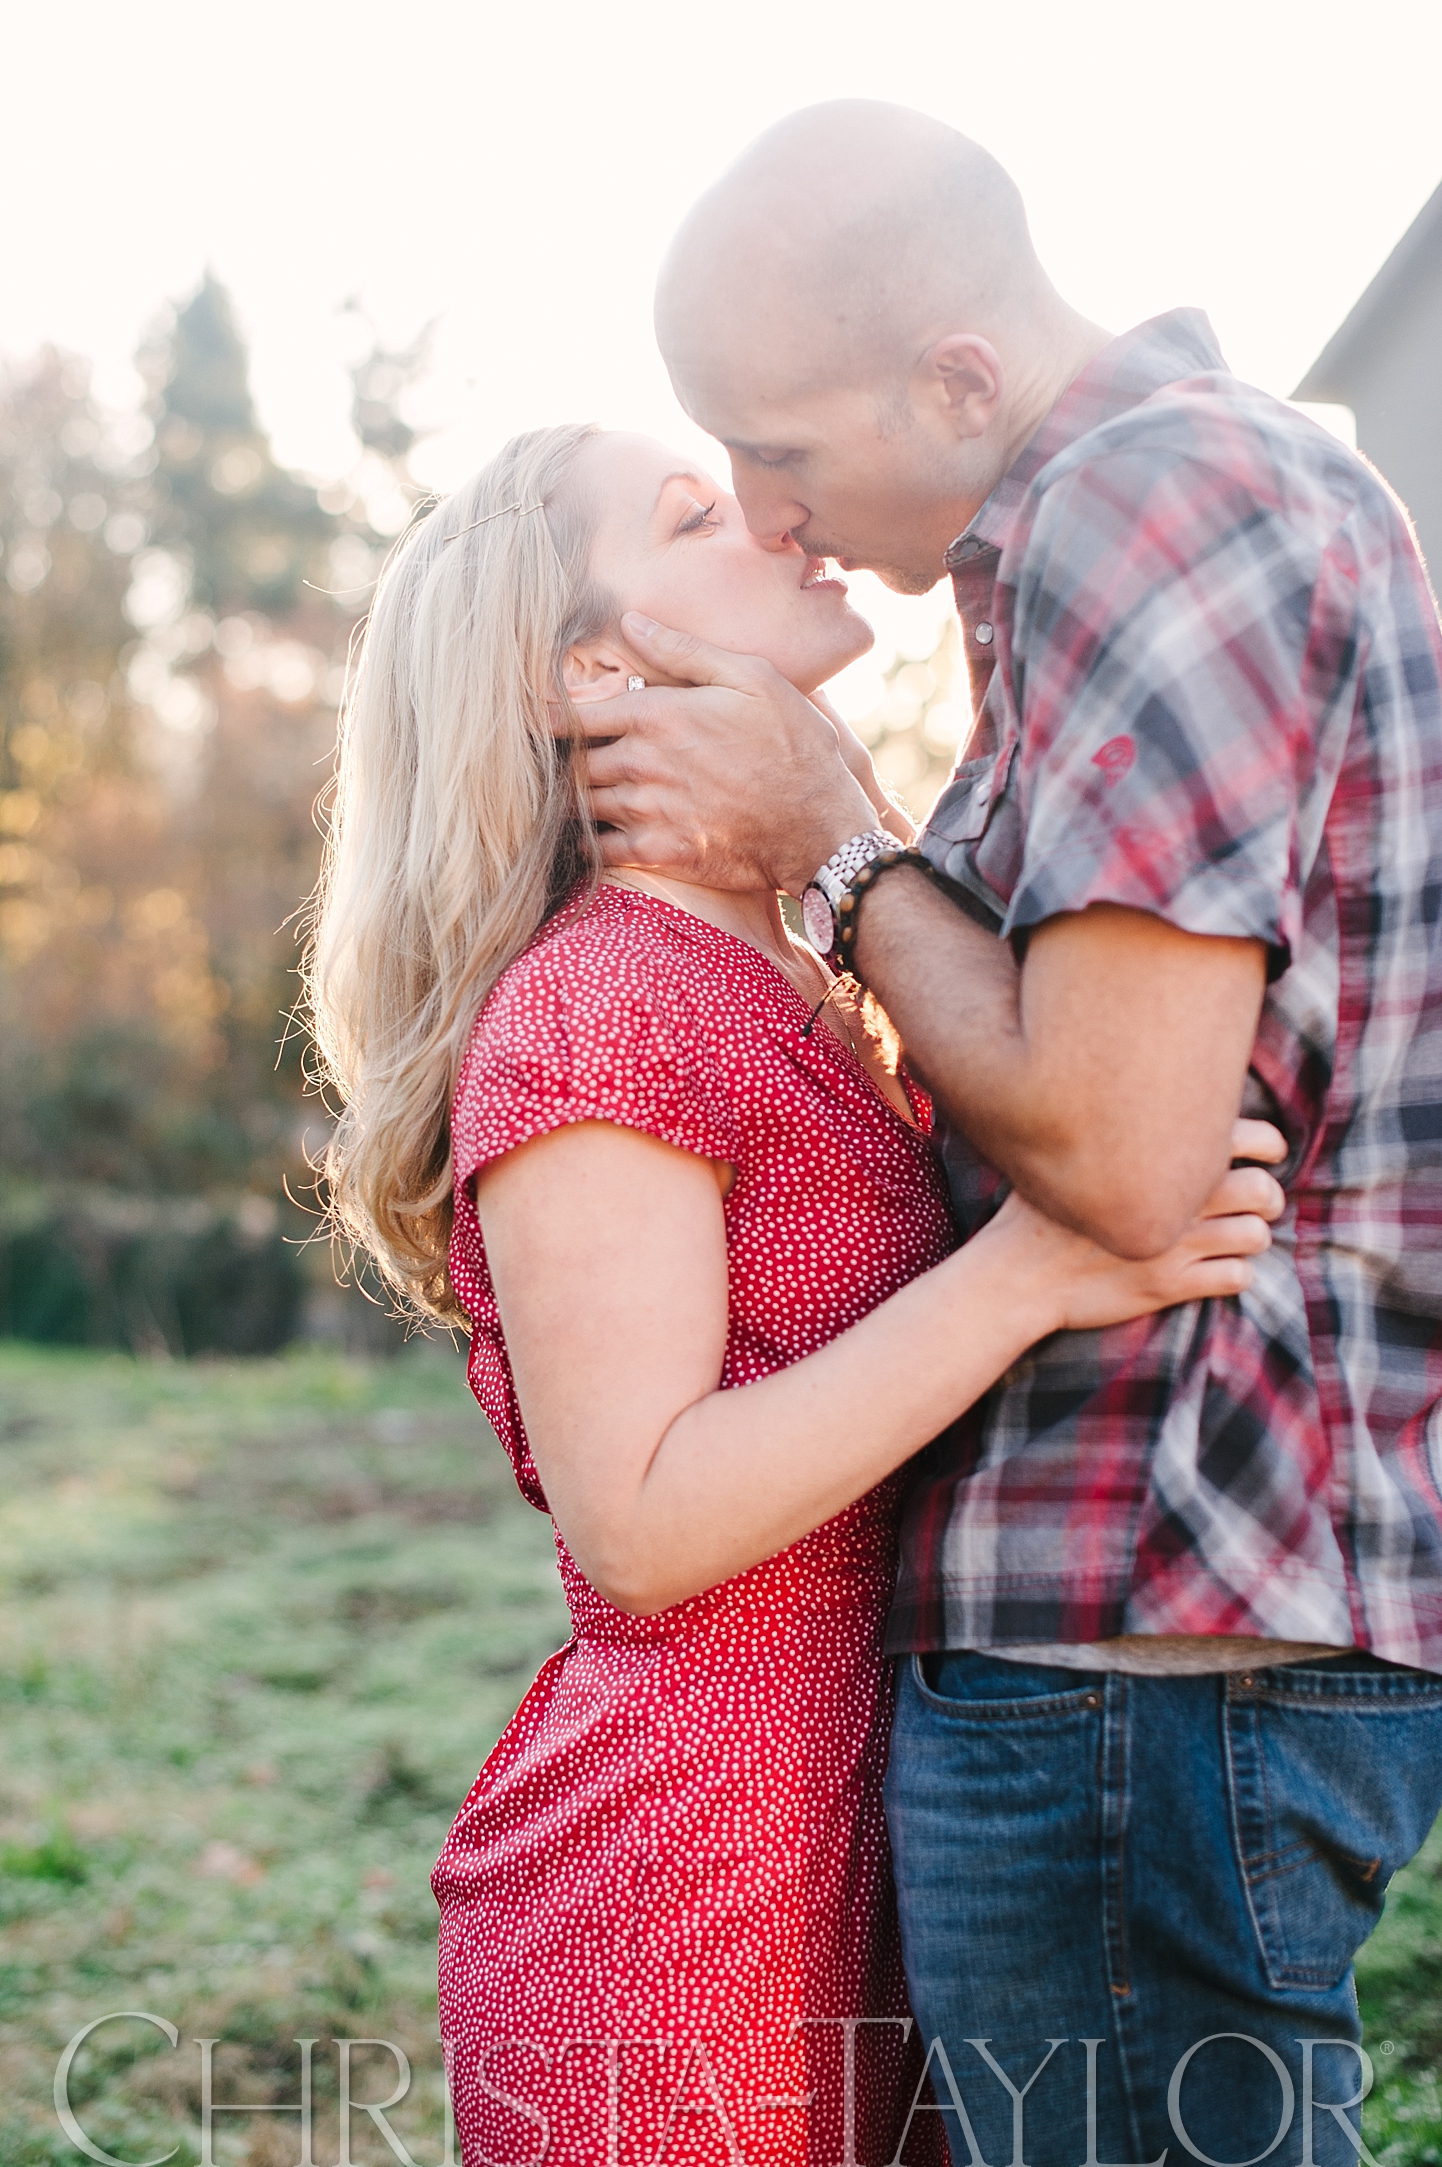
[853,871,1268,1258]
[851,867,1064,1196]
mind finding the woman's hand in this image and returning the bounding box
[985,1117,1289,1338]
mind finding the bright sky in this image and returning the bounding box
[7,0,1440,676]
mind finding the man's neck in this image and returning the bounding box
[997,305,1113,476]
[931,307,1114,561]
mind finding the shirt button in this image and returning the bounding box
[974,621,994,646]
[974,782,991,807]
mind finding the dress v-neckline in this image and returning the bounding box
[596,883,923,1135]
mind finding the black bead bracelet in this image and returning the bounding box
[834,847,964,987]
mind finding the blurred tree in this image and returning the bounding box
[0,278,392,1351]
[343,300,436,477]
[140,270,337,617]
[0,346,161,1140]
[133,275,358,1203]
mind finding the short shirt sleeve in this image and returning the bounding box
[450,926,742,1195]
[1001,444,1351,978]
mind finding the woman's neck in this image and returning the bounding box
[599,863,918,1129]
[601,869,798,975]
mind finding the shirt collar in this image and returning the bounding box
[944,308,1228,569]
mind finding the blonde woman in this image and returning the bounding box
[307,424,1284,2167]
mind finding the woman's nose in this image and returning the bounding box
[738,509,804,555]
[754,527,803,555]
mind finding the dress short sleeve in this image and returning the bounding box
[450,909,742,1194]
[1001,445,1356,979]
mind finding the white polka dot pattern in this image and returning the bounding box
[435,886,956,2165]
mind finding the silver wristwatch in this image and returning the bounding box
[801,829,897,957]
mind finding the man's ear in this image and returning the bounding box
[916,334,1006,440]
[562,637,638,701]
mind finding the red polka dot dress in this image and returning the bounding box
[434,885,956,2167]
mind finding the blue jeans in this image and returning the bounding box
[884,1650,1442,2167]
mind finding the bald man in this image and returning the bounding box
[576,104,1442,2161]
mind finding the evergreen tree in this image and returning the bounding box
[141,271,336,616]
[344,303,435,479]
[0,278,387,1351]
[0,346,163,1141]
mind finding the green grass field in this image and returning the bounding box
[0,1342,568,2166]
[0,1343,1438,2164]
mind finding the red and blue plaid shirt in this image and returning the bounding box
[895,309,1442,1672]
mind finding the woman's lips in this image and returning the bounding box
[801,556,848,596]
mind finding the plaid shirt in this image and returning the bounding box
[892,309,1442,1672]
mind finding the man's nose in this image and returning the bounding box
[733,472,807,551]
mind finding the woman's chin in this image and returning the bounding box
[789,619,875,694]
[776,611,876,693]
[841,607,876,661]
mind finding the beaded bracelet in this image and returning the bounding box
[834,847,965,988]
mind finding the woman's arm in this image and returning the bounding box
[478,1120,1283,1615]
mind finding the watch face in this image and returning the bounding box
[801,885,835,956]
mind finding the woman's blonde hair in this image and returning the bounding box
[304,423,609,1323]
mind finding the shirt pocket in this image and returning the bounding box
[926,742,1015,849]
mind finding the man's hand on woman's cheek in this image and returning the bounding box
[563,613,877,893]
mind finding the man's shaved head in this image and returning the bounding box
[654,101,1104,593]
[657,101,1050,399]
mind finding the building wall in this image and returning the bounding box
[1340,269,1442,582]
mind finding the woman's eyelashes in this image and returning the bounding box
[676,499,718,536]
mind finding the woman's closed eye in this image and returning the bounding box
[676,499,718,536]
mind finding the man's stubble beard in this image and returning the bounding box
[874,562,950,596]
[792,528,945,598]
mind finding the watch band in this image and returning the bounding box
[800,829,897,956]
